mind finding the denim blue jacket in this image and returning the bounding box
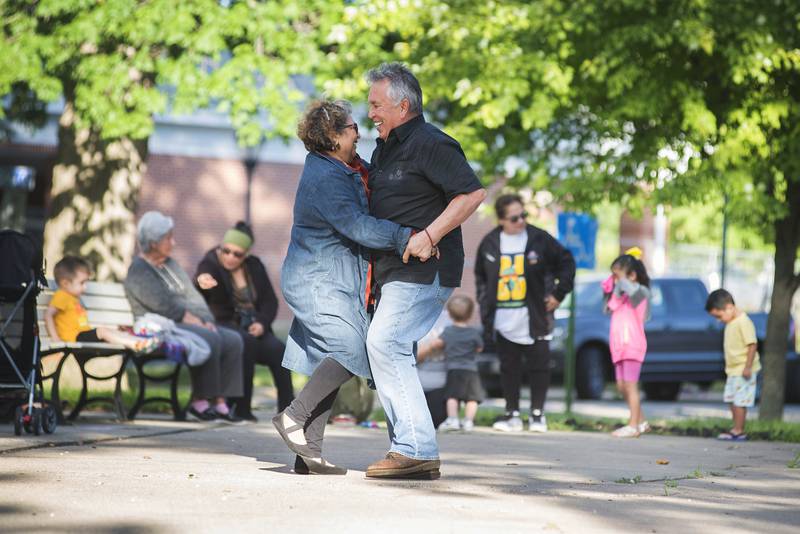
[281,152,412,378]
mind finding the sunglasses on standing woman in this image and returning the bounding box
[505,211,528,224]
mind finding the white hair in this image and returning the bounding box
[366,62,423,114]
[137,211,174,252]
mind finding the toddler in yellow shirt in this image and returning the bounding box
[45,256,155,351]
[706,288,760,441]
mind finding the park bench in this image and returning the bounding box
[35,280,188,423]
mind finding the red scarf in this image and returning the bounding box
[347,159,374,308]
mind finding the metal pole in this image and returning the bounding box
[721,193,728,288]
[565,289,577,415]
[242,140,264,225]
[243,155,257,224]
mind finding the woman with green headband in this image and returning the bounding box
[195,221,295,422]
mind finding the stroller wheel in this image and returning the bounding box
[13,406,23,436]
[32,409,42,436]
[42,406,57,434]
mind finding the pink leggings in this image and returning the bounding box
[614,360,643,383]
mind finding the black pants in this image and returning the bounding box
[230,331,295,416]
[424,388,448,429]
[180,323,244,399]
[285,358,353,456]
[496,333,551,413]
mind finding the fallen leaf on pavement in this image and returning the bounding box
[656,459,670,465]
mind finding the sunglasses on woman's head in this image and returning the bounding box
[219,247,246,259]
[506,211,528,223]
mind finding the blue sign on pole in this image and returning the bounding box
[557,212,597,270]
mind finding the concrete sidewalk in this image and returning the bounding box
[1,409,798,534]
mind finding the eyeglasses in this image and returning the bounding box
[505,211,528,223]
[219,247,246,259]
[343,123,358,134]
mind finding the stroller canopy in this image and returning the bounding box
[0,230,45,300]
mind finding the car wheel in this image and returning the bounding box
[576,346,606,400]
[643,382,681,401]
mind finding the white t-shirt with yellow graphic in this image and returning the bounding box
[494,231,535,345]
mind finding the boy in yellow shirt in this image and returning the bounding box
[45,256,155,351]
[705,289,760,441]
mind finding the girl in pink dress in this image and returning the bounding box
[601,249,651,438]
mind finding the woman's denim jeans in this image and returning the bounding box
[367,274,453,460]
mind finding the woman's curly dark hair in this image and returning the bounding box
[297,99,353,153]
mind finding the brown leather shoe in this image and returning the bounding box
[365,452,441,480]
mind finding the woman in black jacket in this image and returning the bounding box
[475,194,575,433]
[195,222,294,421]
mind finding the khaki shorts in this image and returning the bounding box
[723,374,758,408]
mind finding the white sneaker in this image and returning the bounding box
[638,421,651,434]
[438,417,460,432]
[492,411,523,432]
[528,410,548,433]
[612,425,640,438]
[461,419,474,432]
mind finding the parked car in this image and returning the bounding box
[477,277,799,402]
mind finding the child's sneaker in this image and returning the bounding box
[612,425,640,438]
[492,411,523,432]
[461,419,474,432]
[528,410,548,433]
[717,431,747,441]
[438,417,460,432]
[638,421,651,434]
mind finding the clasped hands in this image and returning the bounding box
[402,230,440,264]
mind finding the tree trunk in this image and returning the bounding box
[43,90,148,281]
[759,179,800,421]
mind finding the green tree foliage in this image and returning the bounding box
[321,0,572,181]
[326,0,799,418]
[0,0,334,279]
[546,0,799,421]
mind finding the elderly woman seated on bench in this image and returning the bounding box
[124,211,245,423]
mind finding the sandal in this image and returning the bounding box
[272,411,317,458]
[294,455,347,475]
[612,425,640,438]
[717,431,748,441]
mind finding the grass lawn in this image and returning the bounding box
[368,405,800,442]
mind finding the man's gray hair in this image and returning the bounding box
[137,211,174,252]
[366,62,423,115]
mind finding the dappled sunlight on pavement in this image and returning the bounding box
[1,409,798,533]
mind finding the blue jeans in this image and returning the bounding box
[367,274,453,460]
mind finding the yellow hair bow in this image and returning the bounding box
[625,246,643,260]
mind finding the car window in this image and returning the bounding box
[662,279,707,314]
[575,282,605,311]
[649,282,665,316]
[563,280,665,316]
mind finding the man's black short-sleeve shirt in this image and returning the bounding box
[369,115,483,287]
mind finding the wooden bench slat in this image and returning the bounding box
[86,310,135,326]
[84,281,128,297]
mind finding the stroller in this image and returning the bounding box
[0,229,56,435]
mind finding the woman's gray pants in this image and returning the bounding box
[179,323,244,399]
